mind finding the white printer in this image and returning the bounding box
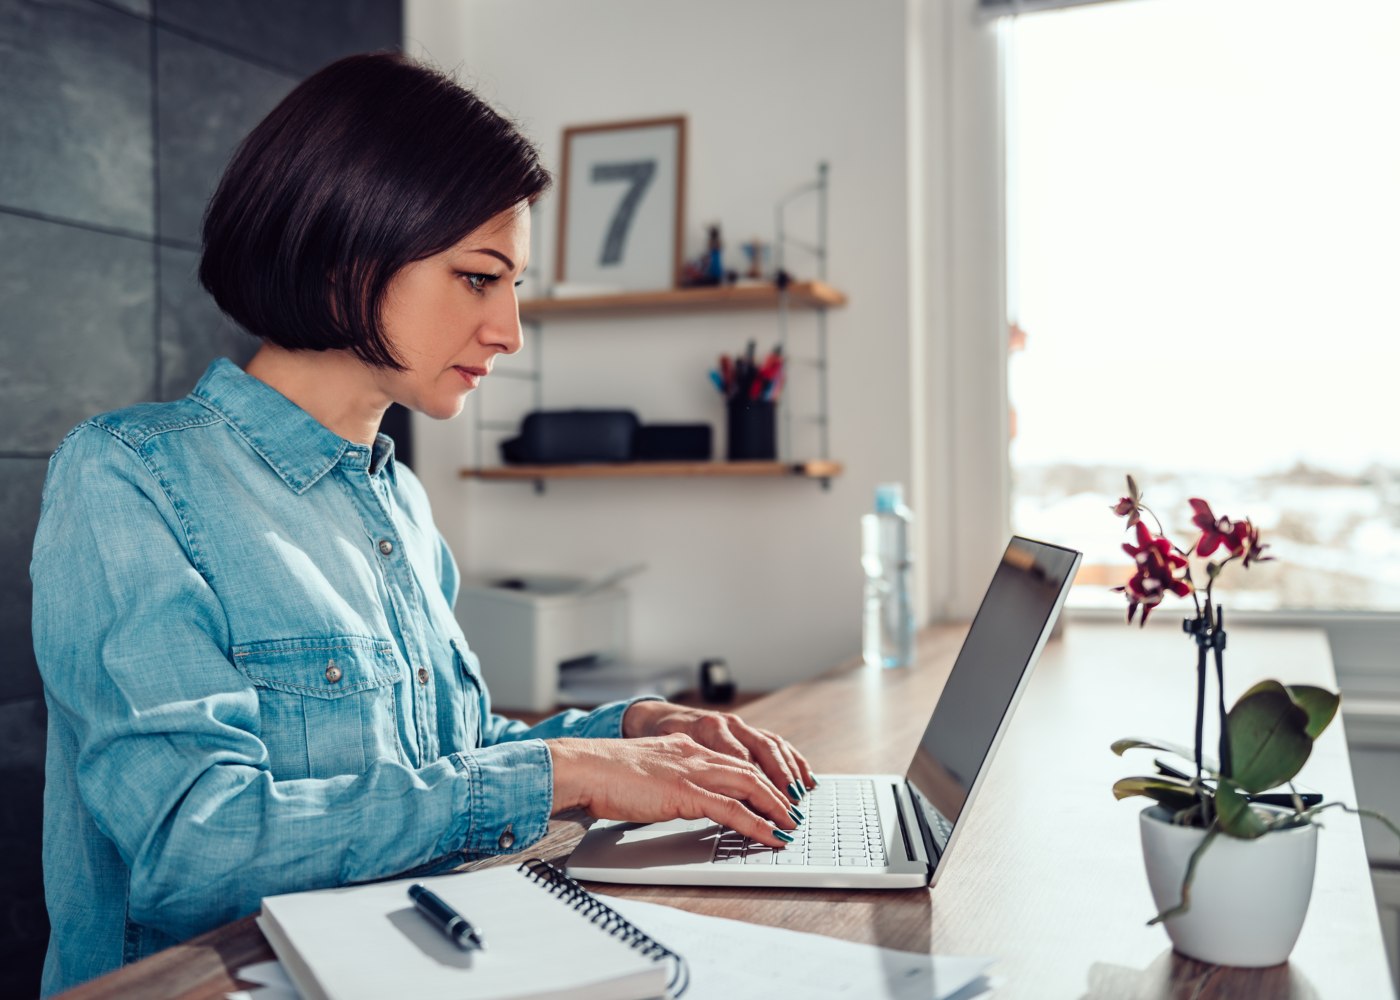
[454,573,629,712]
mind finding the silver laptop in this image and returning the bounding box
[566,536,1082,890]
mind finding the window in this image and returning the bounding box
[1005,0,1400,612]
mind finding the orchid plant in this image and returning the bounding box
[1106,476,1397,922]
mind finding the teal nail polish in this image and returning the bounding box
[772,829,795,843]
[786,782,801,803]
[788,806,805,822]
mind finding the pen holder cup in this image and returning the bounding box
[726,399,776,461]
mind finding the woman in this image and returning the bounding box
[31,51,811,997]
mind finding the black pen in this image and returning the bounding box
[408,883,486,951]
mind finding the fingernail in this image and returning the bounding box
[788,806,804,822]
[772,829,795,843]
[786,782,801,803]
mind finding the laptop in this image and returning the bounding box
[565,535,1082,890]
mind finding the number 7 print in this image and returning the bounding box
[590,160,657,266]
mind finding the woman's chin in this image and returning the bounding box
[420,393,468,421]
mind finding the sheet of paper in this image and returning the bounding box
[236,961,296,990]
[602,896,995,1000]
[227,961,302,1000]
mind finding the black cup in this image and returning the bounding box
[726,398,776,460]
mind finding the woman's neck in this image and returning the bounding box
[243,344,390,446]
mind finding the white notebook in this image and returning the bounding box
[257,860,682,1000]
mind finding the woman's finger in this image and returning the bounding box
[762,729,817,793]
[685,787,794,848]
[697,763,798,829]
[728,725,801,803]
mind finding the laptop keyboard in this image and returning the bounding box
[710,779,887,867]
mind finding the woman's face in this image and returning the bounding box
[374,202,530,420]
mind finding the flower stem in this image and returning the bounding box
[1194,633,1208,793]
[1213,605,1231,779]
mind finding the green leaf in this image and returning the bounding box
[1227,681,1313,793]
[1214,778,1269,839]
[1111,736,1203,765]
[1113,775,1199,811]
[1286,685,1340,741]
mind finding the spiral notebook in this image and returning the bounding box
[256,859,687,1000]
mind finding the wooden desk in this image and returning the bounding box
[60,622,1393,999]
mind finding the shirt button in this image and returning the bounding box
[417,667,430,685]
[498,826,515,851]
[325,662,342,684]
[378,539,394,556]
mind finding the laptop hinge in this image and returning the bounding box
[893,781,937,871]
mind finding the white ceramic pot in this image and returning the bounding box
[1139,803,1318,967]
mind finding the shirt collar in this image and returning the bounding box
[190,358,397,494]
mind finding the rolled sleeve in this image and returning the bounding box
[482,694,668,745]
[451,739,553,854]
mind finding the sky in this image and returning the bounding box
[1007,0,1400,476]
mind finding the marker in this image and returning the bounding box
[408,883,485,951]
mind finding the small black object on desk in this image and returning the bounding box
[699,658,737,703]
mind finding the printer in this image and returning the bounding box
[454,573,628,712]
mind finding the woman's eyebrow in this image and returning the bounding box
[465,248,516,271]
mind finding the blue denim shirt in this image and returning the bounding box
[31,358,653,996]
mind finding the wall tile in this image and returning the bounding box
[0,697,49,1000]
[155,28,297,246]
[0,213,156,452]
[0,460,48,703]
[155,0,400,78]
[0,0,153,234]
[158,245,257,400]
[96,0,150,16]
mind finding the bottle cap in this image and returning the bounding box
[874,482,904,513]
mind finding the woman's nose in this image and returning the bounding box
[482,292,524,355]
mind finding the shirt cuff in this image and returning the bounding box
[450,739,553,856]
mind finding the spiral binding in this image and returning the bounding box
[517,858,690,997]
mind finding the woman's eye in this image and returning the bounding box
[462,273,499,293]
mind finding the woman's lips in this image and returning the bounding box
[454,366,486,388]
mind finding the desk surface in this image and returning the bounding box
[61,622,1393,999]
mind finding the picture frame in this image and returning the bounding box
[556,115,686,292]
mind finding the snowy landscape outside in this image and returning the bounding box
[1007,0,1400,611]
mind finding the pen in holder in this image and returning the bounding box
[726,398,776,461]
[712,341,783,461]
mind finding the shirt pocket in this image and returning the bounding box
[231,636,403,780]
[450,637,485,750]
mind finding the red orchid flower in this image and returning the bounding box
[1113,521,1192,626]
[1241,520,1273,568]
[1110,474,1143,528]
[1189,498,1248,558]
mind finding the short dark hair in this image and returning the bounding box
[199,51,551,370]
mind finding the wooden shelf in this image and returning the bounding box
[461,459,844,482]
[517,280,847,321]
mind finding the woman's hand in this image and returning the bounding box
[621,701,816,805]
[547,734,801,848]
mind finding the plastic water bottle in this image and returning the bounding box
[862,483,915,669]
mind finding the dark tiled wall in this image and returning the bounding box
[0,1,403,994]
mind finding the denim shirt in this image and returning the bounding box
[30,358,654,997]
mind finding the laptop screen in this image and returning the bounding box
[903,537,1080,851]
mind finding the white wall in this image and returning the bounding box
[404,0,919,691]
